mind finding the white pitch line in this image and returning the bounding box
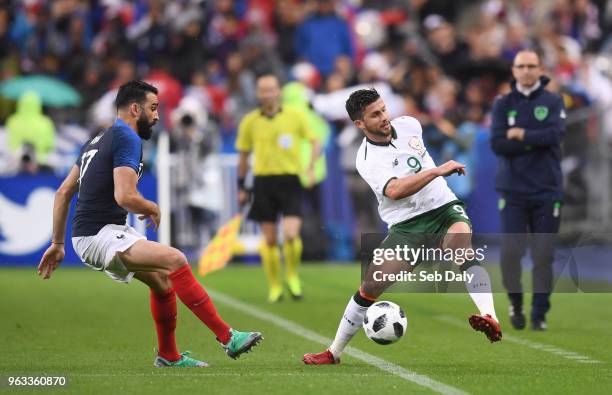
[435,315,603,364]
[209,290,469,395]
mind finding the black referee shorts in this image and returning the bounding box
[248,175,303,222]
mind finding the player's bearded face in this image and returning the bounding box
[362,100,391,137]
[136,107,156,140]
[367,123,391,137]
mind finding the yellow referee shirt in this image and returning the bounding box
[235,107,315,176]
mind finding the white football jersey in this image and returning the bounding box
[355,116,457,227]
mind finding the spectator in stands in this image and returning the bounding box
[170,95,221,254]
[422,14,470,79]
[167,6,206,85]
[6,91,55,172]
[224,51,257,130]
[294,0,354,78]
[0,7,12,61]
[145,59,183,129]
[127,0,170,65]
[273,0,304,67]
[501,18,531,62]
[109,59,137,90]
[205,0,245,66]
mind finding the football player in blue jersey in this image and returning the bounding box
[38,80,262,367]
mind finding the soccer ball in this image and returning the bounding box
[363,301,408,345]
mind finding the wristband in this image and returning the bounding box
[238,178,246,189]
[52,241,64,245]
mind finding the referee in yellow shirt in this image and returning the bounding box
[236,73,321,303]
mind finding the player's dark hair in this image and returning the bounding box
[115,80,158,110]
[345,88,381,121]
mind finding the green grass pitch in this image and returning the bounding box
[1,264,611,394]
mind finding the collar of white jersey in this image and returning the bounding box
[365,126,397,147]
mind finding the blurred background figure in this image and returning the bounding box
[236,74,320,303]
[491,50,566,331]
[170,95,222,258]
[282,81,330,259]
[6,91,55,173]
[294,0,354,79]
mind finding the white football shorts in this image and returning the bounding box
[72,224,146,283]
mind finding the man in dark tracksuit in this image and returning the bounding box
[490,50,566,331]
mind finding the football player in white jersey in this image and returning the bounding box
[304,88,502,365]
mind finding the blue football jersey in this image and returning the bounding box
[72,119,143,237]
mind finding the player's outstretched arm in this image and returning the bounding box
[384,160,466,200]
[113,167,160,229]
[38,165,80,279]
